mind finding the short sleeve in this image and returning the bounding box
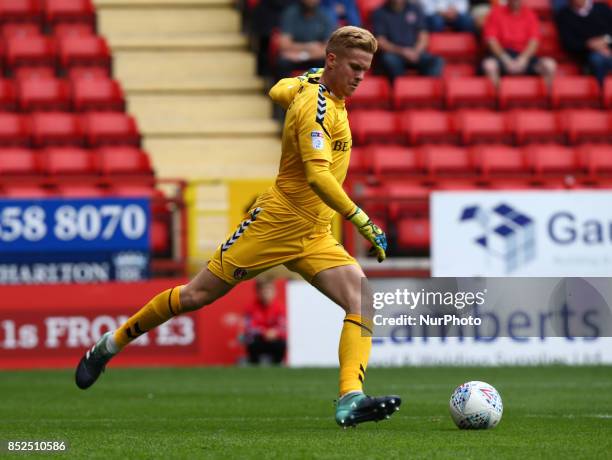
[296,87,335,162]
[371,8,387,38]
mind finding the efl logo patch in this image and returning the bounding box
[311,131,324,150]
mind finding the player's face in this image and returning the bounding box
[328,48,373,99]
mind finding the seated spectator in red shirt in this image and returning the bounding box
[243,279,287,365]
[481,0,556,87]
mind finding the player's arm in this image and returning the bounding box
[304,159,387,262]
[269,69,324,109]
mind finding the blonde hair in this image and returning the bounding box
[326,26,378,56]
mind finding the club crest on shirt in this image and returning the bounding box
[233,268,248,280]
[311,131,324,150]
[405,11,417,23]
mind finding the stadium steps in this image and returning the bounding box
[145,138,281,180]
[94,0,281,181]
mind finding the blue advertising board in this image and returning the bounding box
[0,198,151,283]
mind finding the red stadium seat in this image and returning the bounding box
[386,182,430,218]
[428,33,479,63]
[52,23,95,38]
[349,110,400,145]
[511,110,564,145]
[400,110,458,145]
[17,76,71,111]
[58,183,106,197]
[0,147,40,175]
[442,63,476,78]
[81,112,141,147]
[72,77,125,112]
[456,110,512,145]
[5,35,56,72]
[445,77,496,109]
[471,145,526,176]
[0,113,29,146]
[551,76,601,108]
[97,146,154,176]
[357,0,385,25]
[347,76,391,109]
[579,144,612,177]
[562,110,612,144]
[30,112,83,147]
[369,145,420,176]
[109,184,157,198]
[525,144,577,175]
[67,66,109,80]
[1,22,40,38]
[498,77,548,109]
[13,66,55,80]
[43,146,97,176]
[0,0,42,25]
[555,62,581,76]
[348,146,367,174]
[0,79,17,110]
[396,217,430,250]
[604,76,612,109]
[3,184,51,197]
[431,179,479,190]
[523,0,552,19]
[58,36,111,73]
[393,77,443,109]
[45,0,96,28]
[419,145,473,175]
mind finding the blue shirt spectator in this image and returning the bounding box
[372,0,444,79]
[321,0,362,26]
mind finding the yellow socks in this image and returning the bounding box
[338,313,372,397]
[113,286,182,351]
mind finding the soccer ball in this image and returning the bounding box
[449,381,503,429]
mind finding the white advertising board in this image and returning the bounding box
[432,191,612,277]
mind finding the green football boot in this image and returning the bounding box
[335,392,402,428]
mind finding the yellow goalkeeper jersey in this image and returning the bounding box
[269,77,352,226]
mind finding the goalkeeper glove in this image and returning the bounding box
[347,207,387,263]
[297,67,324,83]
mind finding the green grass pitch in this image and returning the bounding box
[1,366,611,459]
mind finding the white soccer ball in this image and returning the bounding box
[449,381,503,429]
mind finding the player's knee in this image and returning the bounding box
[482,58,498,75]
[341,291,362,316]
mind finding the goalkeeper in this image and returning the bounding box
[75,25,401,428]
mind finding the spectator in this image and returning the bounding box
[481,0,556,87]
[421,0,476,32]
[321,0,362,26]
[372,0,444,80]
[243,279,287,365]
[556,0,612,85]
[251,0,297,76]
[275,0,334,80]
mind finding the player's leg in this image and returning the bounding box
[75,268,233,389]
[310,264,401,427]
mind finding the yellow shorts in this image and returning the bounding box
[207,187,357,285]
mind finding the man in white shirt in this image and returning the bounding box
[421,0,475,32]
